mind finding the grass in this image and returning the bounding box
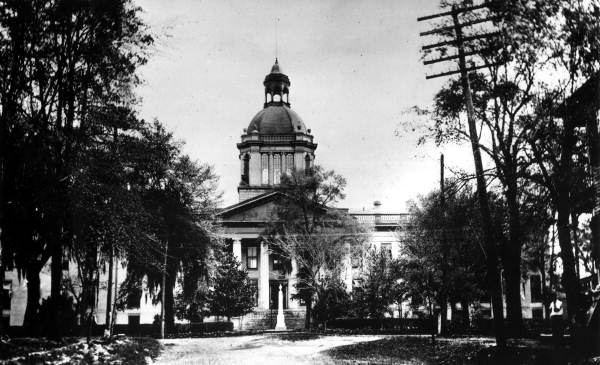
[324,335,597,365]
[0,336,162,364]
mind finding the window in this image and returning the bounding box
[250,280,258,306]
[2,281,10,310]
[261,154,269,184]
[128,315,140,327]
[247,246,258,269]
[304,154,311,172]
[351,251,362,268]
[272,257,284,271]
[285,154,293,175]
[242,154,250,184]
[381,243,392,258]
[273,154,281,185]
[532,307,543,320]
[530,274,542,303]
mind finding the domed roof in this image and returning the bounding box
[248,105,307,134]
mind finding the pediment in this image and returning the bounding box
[218,192,282,224]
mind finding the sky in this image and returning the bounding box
[135,0,475,211]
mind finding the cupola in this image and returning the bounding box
[263,58,290,107]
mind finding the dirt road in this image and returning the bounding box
[153,334,384,365]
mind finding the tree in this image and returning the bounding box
[265,165,366,329]
[120,121,220,332]
[400,183,487,333]
[411,0,600,336]
[174,278,210,323]
[312,276,350,329]
[0,0,153,338]
[208,250,256,321]
[351,248,402,320]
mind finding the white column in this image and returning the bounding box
[288,258,298,309]
[232,238,242,267]
[258,241,270,309]
[344,243,353,293]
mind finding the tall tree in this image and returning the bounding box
[0,0,153,337]
[351,247,402,321]
[401,183,487,332]
[207,250,256,322]
[121,121,220,332]
[265,166,366,329]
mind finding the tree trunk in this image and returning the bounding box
[165,266,176,332]
[556,109,581,327]
[461,298,470,330]
[504,182,524,337]
[23,267,41,334]
[49,238,63,340]
[305,298,312,329]
[440,297,449,336]
[557,198,580,324]
[585,89,599,276]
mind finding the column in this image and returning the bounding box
[288,258,299,309]
[268,153,273,185]
[344,243,353,293]
[258,241,270,309]
[232,238,242,267]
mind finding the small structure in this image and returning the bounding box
[274,284,287,330]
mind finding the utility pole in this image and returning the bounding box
[439,154,449,336]
[160,240,168,339]
[106,126,118,331]
[418,2,506,347]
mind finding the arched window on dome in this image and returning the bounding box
[242,154,250,184]
[261,154,269,185]
[304,154,311,174]
[273,94,281,102]
[285,154,294,176]
[273,154,282,185]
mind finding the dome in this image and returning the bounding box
[248,105,307,134]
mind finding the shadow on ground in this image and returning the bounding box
[325,336,594,365]
[271,333,322,342]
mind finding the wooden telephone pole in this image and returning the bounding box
[418,2,507,347]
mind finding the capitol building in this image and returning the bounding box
[217,59,407,329]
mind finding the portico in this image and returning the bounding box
[222,228,301,312]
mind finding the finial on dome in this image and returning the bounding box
[271,58,281,74]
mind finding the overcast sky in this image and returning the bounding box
[136,0,475,211]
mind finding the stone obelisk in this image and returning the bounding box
[274,284,287,330]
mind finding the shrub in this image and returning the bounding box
[313,278,350,327]
[37,294,78,337]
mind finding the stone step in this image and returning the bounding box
[237,309,306,330]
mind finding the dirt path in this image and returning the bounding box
[153,334,385,365]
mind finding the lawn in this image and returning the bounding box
[0,336,162,365]
[325,335,598,365]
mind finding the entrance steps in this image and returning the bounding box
[236,309,305,330]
